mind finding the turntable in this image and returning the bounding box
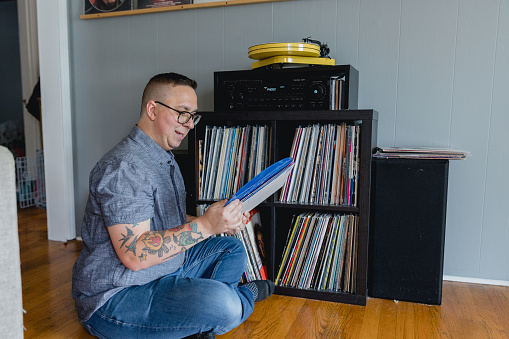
[248,37,335,69]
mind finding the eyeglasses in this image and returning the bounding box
[155,101,201,125]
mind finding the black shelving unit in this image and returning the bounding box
[189,109,378,305]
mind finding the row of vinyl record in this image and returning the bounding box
[280,123,360,206]
[329,76,346,110]
[198,125,270,201]
[197,205,268,283]
[276,212,358,293]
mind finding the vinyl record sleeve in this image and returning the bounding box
[225,157,294,212]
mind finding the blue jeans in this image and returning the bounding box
[84,236,254,338]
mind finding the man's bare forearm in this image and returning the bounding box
[119,220,210,271]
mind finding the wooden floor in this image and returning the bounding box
[19,206,509,338]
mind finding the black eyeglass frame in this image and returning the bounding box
[155,101,201,125]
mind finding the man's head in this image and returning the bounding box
[138,73,198,151]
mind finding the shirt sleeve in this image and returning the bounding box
[91,159,154,227]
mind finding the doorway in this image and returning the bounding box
[1,1,44,209]
[0,1,35,160]
[13,0,76,242]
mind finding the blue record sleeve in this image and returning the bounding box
[225,157,294,208]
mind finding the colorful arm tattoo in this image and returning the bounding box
[119,226,134,249]
[172,221,203,248]
[134,221,205,262]
[141,231,172,258]
[125,235,138,255]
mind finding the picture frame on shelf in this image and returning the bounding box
[84,0,133,14]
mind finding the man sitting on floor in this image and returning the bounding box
[72,72,274,339]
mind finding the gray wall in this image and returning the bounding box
[69,0,509,282]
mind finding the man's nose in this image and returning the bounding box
[183,118,194,129]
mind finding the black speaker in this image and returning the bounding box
[368,158,449,305]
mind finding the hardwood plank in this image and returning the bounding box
[413,303,438,339]
[357,297,381,339]
[482,284,509,337]
[440,281,474,338]
[17,206,509,338]
[219,294,306,338]
[396,300,415,338]
[426,301,452,338]
[378,298,397,338]
[455,282,492,338]
[286,299,349,338]
[17,207,93,338]
[470,283,507,338]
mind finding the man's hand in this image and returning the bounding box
[225,210,251,236]
[199,199,246,235]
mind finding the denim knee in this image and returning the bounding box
[217,236,248,268]
[202,280,243,333]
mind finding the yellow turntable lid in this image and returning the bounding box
[248,42,321,60]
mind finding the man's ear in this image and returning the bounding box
[145,100,157,121]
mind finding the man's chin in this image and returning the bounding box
[169,141,182,150]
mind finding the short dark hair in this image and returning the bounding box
[141,72,197,114]
[147,72,197,90]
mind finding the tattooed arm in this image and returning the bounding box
[107,199,245,271]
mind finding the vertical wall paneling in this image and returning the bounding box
[272,1,295,43]
[224,7,248,72]
[157,10,199,81]
[241,4,274,57]
[445,0,499,279]
[128,13,159,109]
[333,0,360,66]
[112,18,132,129]
[357,0,401,146]
[395,0,458,147]
[197,8,225,111]
[70,1,90,234]
[292,0,337,57]
[478,0,509,281]
[72,10,120,233]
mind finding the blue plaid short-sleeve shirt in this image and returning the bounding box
[72,125,187,322]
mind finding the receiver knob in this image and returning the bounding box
[307,83,326,100]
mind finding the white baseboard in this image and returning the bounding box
[443,275,509,287]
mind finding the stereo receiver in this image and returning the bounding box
[214,65,358,111]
